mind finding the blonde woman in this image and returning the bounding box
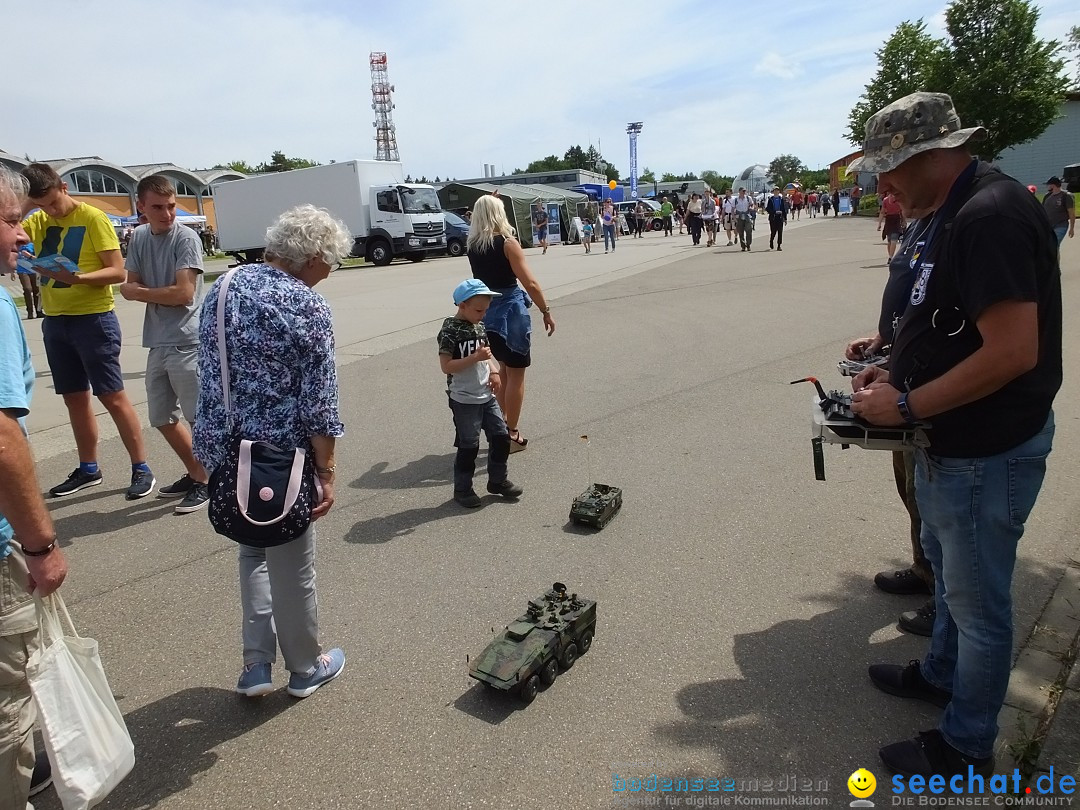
[466,195,555,452]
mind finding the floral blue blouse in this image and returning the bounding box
[193,263,344,474]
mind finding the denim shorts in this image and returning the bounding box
[41,311,125,396]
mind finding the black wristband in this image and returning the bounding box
[20,541,56,557]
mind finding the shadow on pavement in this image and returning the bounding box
[50,499,175,545]
[32,687,293,810]
[653,560,1059,789]
[451,682,520,725]
[344,501,461,544]
[349,453,455,490]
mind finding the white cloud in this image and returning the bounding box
[754,52,802,81]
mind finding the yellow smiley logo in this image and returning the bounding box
[848,768,877,798]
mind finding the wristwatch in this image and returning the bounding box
[539,306,551,315]
[896,392,918,425]
[315,465,336,476]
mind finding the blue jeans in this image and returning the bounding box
[603,224,616,251]
[917,412,1054,758]
[449,397,510,492]
[1053,224,1067,245]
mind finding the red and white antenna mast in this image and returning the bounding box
[370,52,399,161]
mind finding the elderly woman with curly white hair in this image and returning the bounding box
[193,204,352,700]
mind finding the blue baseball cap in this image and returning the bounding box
[453,278,502,305]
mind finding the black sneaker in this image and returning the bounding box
[868,659,952,708]
[875,568,932,595]
[487,480,524,499]
[158,473,196,498]
[899,598,936,637]
[454,490,482,508]
[125,468,156,500]
[174,482,209,514]
[49,468,103,497]
[29,750,52,797]
[880,729,993,777]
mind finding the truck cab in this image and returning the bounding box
[364,184,445,265]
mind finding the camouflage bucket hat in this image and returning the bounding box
[848,92,986,175]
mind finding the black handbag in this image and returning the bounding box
[206,269,320,548]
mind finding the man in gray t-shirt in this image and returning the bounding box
[119,175,209,513]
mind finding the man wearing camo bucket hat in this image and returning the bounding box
[847,92,1062,777]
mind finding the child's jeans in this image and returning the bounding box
[449,397,510,492]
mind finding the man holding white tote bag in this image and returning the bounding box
[0,167,70,809]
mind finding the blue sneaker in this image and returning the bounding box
[287,648,345,698]
[236,662,273,697]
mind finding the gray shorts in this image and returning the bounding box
[146,344,199,427]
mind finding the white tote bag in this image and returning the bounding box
[26,594,135,810]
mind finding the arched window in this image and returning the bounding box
[173,179,201,196]
[65,169,129,195]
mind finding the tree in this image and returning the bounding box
[216,160,257,174]
[257,150,320,173]
[700,170,735,192]
[660,172,697,182]
[847,20,944,145]
[524,155,565,173]
[937,0,1066,160]
[1068,26,1080,88]
[563,145,589,169]
[767,155,808,188]
[639,167,656,184]
[847,0,1067,160]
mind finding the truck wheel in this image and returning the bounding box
[405,252,425,263]
[578,629,594,655]
[561,643,578,670]
[520,674,540,703]
[367,241,392,266]
[540,658,558,686]
[651,219,663,231]
[448,239,464,257]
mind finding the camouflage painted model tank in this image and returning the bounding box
[469,582,597,704]
[569,483,623,529]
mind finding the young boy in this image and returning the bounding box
[438,279,524,508]
[582,219,593,253]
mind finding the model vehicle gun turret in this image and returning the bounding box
[468,582,597,704]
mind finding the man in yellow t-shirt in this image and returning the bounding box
[21,163,155,500]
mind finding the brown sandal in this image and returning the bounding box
[508,429,528,453]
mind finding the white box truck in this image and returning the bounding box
[214,160,445,265]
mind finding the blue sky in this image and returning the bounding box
[3,0,1075,180]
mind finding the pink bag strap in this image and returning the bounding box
[216,269,237,415]
[234,439,308,525]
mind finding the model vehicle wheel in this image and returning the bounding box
[520,674,540,704]
[406,252,425,262]
[447,239,464,257]
[561,642,578,670]
[367,240,392,266]
[540,658,558,686]
[578,629,594,655]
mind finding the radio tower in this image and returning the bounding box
[370,52,399,161]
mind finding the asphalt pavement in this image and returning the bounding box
[14,216,1079,809]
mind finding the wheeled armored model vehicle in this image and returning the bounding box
[469,582,597,704]
[569,483,622,529]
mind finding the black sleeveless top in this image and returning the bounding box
[467,236,517,289]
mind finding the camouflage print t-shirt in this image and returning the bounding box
[437,317,493,404]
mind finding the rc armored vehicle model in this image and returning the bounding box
[569,483,623,529]
[469,582,597,704]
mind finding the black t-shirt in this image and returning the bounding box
[889,162,1062,457]
[876,220,927,345]
[467,235,517,289]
